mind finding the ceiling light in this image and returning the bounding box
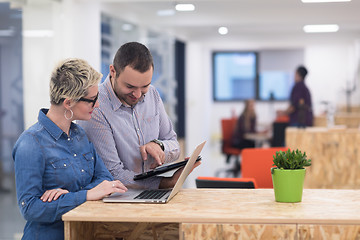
[0,28,15,37]
[175,4,195,11]
[303,24,339,33]
[157,9,176,16]
[218,27,228,35]
[122,23,133,31]
[301,0,351,2]
[22,30,54,38]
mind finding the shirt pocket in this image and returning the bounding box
[48,158,75,187]
[142,113,160,140]
[82,152,95,176]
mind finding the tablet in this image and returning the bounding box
[133,156,202,180]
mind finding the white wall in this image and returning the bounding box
[305,44,359,113]
[22,0,101,129]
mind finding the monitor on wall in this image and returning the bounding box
[213,51,258,101]
[259,71,294,101]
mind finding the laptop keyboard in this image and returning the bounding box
[135,189,170,199]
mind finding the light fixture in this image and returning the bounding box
[301,0,351,2]
[157,9,176,16]
[122,23,133,31]
[22,30,54,38]
[303,24,339,33]
[175,3,195,11]
[0,28,15,37]
[218,27,228,35]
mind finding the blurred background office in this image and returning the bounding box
[1,0,360,239]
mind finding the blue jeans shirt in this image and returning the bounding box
[12,109,113,240]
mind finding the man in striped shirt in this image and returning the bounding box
[78,42,181,189]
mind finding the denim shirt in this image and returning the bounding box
[12,109,113,240]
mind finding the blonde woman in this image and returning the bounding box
[231,99,257,149]
[12,58,127,240]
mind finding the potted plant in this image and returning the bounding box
[271,149,311,203]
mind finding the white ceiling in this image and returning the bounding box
[1,0,360,44]
[101,0,360,42]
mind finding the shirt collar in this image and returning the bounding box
[103,74,146,111]
[38,108,78,140]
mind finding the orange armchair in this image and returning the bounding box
[241,147,289,188]
[218,118,242,177]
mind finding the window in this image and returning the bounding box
[212,49,304,102]
[259,71,293,101]
[213,51,258,101]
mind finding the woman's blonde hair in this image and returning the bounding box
[50,58,102,105]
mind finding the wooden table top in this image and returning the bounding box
[244,132,272,141]
[287,126,360,133]
[62,189,360,225]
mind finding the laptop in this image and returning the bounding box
[103,141,206,203]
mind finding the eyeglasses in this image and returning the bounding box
[79,93,99,107]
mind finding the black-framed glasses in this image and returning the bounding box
[79,93,99,107]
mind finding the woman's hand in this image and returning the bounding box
[86,180,128,201]
[40,188,69,202]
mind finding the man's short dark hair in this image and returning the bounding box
[113,42,154,77]
[296,65,308,80]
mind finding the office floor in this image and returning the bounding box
[0,140,233,240]
[0,175,25,240]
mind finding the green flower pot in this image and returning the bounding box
[271,168,306,203]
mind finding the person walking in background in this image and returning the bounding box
[12,58,127,240]
[281,65,313,127]
[231,99,257,150]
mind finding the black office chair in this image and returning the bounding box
[271,122,288,147]
[195,177,257,189]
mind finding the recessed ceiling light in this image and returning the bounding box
[157,9,176,16]
[301,0,351,2]
[22,30,54,38]
[175,4,195,12]
[218,27,228,35]
[303,24,339,33]
[122,23,133,31]
[0,28,15,37]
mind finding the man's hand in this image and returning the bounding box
[140,141,165,168]
[159,160,201,189]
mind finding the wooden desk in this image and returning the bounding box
[62,189,360,240]
[244,132,271,147]
[314,113,360,128]
[286,127,360,189]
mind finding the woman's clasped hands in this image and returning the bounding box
[40,180,128,202]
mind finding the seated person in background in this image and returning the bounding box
[12,58,127,240]
[231,99,257,150]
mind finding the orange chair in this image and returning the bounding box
[241,147,289,188]
[218,118,242,177]
[196,176,258,189]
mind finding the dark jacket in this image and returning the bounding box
[289,81,313,126]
